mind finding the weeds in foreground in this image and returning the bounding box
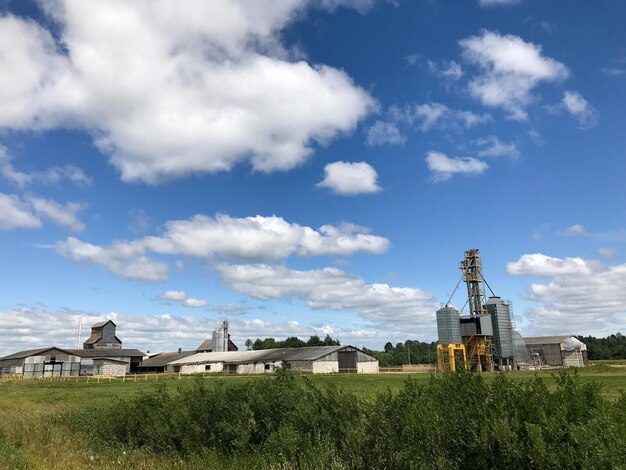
[62,370,626,470]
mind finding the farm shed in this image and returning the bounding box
[0,347,146,377]
[0,347,82,377]
[137,350,197,373]
[68,348,146,374]
[524,335,588,368]
[168,345,379,375]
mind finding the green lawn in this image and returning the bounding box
[0,366,624,469]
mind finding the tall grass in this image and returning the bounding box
[65,370,626,469]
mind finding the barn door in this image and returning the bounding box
[338,351,357,373]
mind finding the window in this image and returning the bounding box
[264,363,271,371]
[205,365,211,371]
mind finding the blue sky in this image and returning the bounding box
[0,0,624,355]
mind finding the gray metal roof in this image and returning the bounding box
[523,335,574,345]
[170,345,352,366]
[140,351,197,368]
[67,348,146,358]
[91,320,115,328]
[196,339,213,351]
[0,347,77,361]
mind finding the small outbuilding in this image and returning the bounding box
[524,335,588,368]
[167,345,379,375]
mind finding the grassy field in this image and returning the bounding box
[1,365,625,469]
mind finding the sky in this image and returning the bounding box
[0,0,625,355]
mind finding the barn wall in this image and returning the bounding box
[97,363,127,376]
[527,344,563,366]
[357,361,379,373]
[312,361,338,374]
[562,350,585,368]
[286,360,314,372]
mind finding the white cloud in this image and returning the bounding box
[0,308,426,356]
[473,135,519,159]
[317,161,381,195]
[561,91,598,129]
[0,192,86,231]
[507,253,592,277]
[560,224,590,237]
[57,214,389,280]
[427,59,463,80]
[597,248,618,260]
[601,52,626,77]
[0,193,42,230]
[369,103,490,143]
[160,291,187,302]
[478,0,521,7]
[0,1,375,183]
[29,197,85,232]
[0,145,91,188]
[56,237,168,282]
[508,253,626,333]
[425,151,488,182]
[460,31,568,119]
[217,263,437,328]
[411,102,491,131]
[366,120,406,146]
[159,290,208,308]
[182,298,208,308]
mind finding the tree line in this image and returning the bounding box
[244,332,626,363]
[245,335,341,350]
[578,333,626,360]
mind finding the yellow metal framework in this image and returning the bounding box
[436,343,468,372]
[463,335,493,372]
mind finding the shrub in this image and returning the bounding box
[65,370,626,469]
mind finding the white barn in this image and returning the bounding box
[167,345,379,375]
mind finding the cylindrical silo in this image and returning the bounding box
[436,306,462,344]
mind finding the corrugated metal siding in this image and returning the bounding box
[527,344,563,366]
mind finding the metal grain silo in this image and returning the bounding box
[436,306,462,344]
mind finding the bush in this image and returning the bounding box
[65,370,626,469]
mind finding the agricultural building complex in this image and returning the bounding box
[524,335,588,368]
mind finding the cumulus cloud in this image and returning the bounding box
[56,237,168,282]
[507,253,626,333]
[365,120,406,146]
[0,192,85,231]
[473,135,519,159]
[0,1,375,183]
[0,308,413,355]
[0,193,42,230]
[317,161,381,195]
[158,291,209,310]
[57,214,389,280]
[0,145,91,188]
[425,151,488,182]
[561,91,598,129]
[507,253,592,277]
[217,263,437,327]
[560,224,590,237]
[29,197,85,232]
[460,31,568,120]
